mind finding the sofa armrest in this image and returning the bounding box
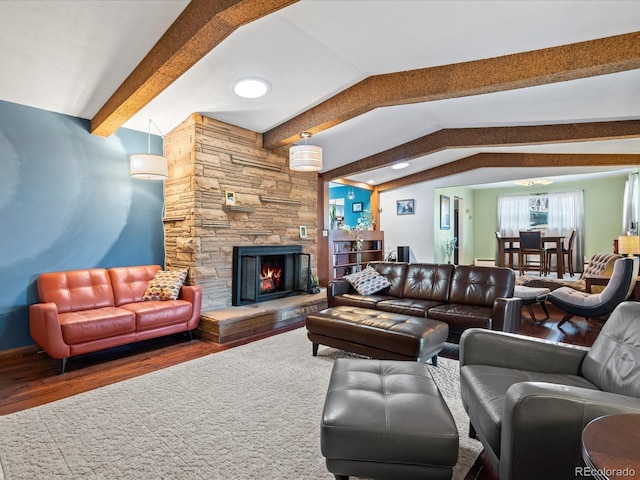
[460,328,589,375]
[179,285,203,330]
[500,382,640,480]
[490,297,522,333]
[327,280,353,307]
[28,302,71,359]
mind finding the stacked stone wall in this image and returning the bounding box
[163,114,318,310]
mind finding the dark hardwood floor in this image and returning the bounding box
[0,303,604,480]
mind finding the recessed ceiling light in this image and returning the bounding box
[231,77,271,99]
[391,162,410,170]
[368,179,374,184]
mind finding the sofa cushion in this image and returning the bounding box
[460,364,599,455]
[333,293,396,309]
[402,263,454,302]
[121,300,193,330]
[109,265,161,305]
[59,307,136,344]
[369,262,408,297]
[344,266,392,296]
[142,268,189,301]
[376,298,445,317]
[427,304,493,336]
[449,265,514,307]
[38,268,115,313]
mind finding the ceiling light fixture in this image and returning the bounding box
[513,178,553,187]
[289,132,322,172]
[231,77,271,99]
[130,119,168,181]
[391,162,410,170]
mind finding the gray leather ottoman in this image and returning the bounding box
[321,358,459,480]
[306,306,449,366]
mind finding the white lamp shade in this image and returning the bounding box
[130,154,168,180]
[618,235,640,256]
[289,144,322,172]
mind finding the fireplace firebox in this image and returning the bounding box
[232,245,311,306]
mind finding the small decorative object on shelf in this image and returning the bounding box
[326,229,384,282]
[310,275,321,294]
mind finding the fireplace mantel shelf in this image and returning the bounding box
[222,205,255,213]
[260,196,301,206]
[237,230,273,236]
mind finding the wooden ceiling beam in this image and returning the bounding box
[377,152,640,192]
[91,0,298,137]
[319,120,640,182]
[264,31,640,150]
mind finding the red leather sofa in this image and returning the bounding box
[29,265,202,373]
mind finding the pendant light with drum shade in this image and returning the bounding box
[129,119,169,268]
[289,132,322,172]
[130,119,168,181]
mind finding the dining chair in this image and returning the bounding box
[495,231,518,269]
[546,230,576,276]
[518,231,545,276]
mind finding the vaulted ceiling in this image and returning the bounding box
[2,0,639,189]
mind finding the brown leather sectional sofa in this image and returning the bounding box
[327,261,521,344]
[29,265,202,373]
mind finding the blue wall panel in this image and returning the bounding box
[329,185,371,228]
[0,100,165,350]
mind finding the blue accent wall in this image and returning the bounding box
[329,185,371,228]
[0,100,165,351]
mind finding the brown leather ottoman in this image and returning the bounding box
[306,305,449,365]
[321,358,459,479]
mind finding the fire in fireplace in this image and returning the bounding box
[260,255,284,294]
[232,245,311,306]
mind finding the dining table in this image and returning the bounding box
[496,235,566,279]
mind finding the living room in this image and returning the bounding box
[1,2,640,479]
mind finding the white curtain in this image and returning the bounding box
[497,195,530,236]
[622,172,639,234]
[547,190,584,273]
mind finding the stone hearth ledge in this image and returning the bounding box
[197,289,327,344]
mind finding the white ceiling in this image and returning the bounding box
[1,0,639,188]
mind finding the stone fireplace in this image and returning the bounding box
[161,114,318,312]
[232,245,310,306]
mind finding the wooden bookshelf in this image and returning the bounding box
[326,230,384,282]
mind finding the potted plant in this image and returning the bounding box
[358,208,375,230]
[442,238,457,264]
[330,202,337,229]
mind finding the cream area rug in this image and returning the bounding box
[0,328,482,480]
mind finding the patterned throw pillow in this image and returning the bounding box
[142,269,189,301]
[344,265,392,296]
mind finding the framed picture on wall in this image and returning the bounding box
[396,199,414,215]
[352,202,363,213]
[440,195,451,230]
[299,226,307,238]
[225,190,235,206]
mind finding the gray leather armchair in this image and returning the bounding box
[459,301,640,480]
